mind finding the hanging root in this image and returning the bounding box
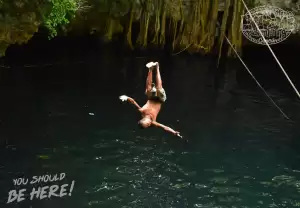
[151,0,162,45]
[136,0,152,48]
[206,0,219,52]
[174,0,184,49]
[143,3,151,48]
[236,0,244,55]
[159,8,166,46]
[227,0,238,56]
[104,18,114,40]
[217,0,231,66]
[189,0,199,44]
[126,3,135,49]
[124,0,244,59]
[136,12,144,46]
[172,43,192,55]
[172,19,178,50]
[159,0,171,47]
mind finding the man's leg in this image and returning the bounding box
[155,64,162,89]
[155,64,167,102]
[145,67,153,93]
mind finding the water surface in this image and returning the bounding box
[1,44,300,208]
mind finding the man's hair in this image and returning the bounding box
[138,120,145,129]
[138,117,150,129]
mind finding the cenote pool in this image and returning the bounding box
[0,41,300,207]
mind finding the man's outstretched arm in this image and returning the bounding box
[152,121,182,138]
[119,95,141,110]
[127,97,141,109]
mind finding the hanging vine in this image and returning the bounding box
[0,0,263,58]
[151,0,162,45]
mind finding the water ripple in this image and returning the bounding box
[93,143,111,148]
[210,186,240,194]
[31,114,300,208]
[85,182,126,194]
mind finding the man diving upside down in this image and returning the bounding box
[119,62,182,138]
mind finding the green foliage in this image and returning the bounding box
[43,0,79,38]
[0,0,81,55]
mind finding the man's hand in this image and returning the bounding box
[174,131,182,138]
[168,128,182,138]
[153,121,183,139]
[119,95,141,109]
[119,95,128,102]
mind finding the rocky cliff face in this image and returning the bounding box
[0,0,299,59]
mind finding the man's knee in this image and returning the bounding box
[158,88,167,102]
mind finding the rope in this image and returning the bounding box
[240,0,300,99]
[225,36,291,120]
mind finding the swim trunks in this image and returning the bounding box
[146,83,167,103]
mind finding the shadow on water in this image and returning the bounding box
[0,36,300,207]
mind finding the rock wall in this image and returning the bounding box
[0,0,299,58]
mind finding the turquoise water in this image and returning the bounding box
[1,46,300,207]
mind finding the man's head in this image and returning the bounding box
[138,117,152,129]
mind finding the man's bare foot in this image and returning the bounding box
[146,62,156,69]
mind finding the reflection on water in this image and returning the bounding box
[0,49,300,207]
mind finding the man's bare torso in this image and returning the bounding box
[119,61,182,138]
[139,100,162,121]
